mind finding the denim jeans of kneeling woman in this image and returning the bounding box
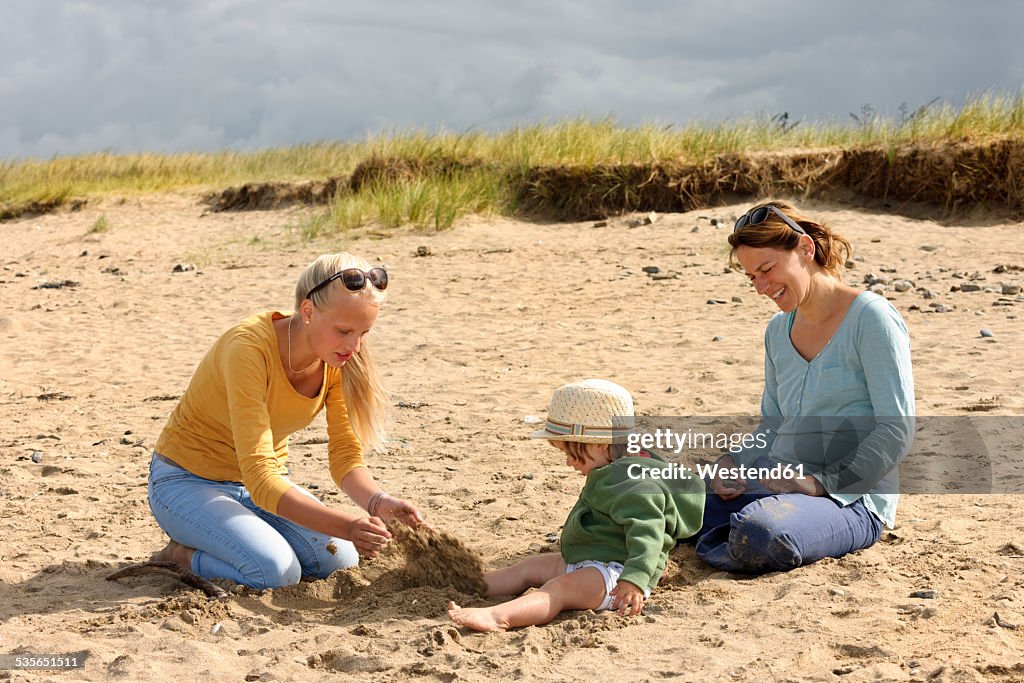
[147,453,358,588]
[685,457,884,574]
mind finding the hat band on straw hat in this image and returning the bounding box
[542,418,617,439]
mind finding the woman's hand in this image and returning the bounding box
[760,471,825,496]
[347,516,392,558]
[609,580,645,616]
[340,470,431,530]
[376,495,429,529]
[710,456,746,501]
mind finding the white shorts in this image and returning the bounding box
[565,559,652,611]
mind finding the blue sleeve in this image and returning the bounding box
[818,300,915,501]
[860,301,915,418]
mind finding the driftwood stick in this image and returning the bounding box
[106,561,228,599]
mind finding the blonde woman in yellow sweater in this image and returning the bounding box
[146,253,424,588]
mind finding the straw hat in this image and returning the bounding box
[529,379,635,444]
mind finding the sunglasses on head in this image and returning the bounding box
[734,205,808,236]
[305,267,388,300]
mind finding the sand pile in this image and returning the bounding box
[386,522,487,596]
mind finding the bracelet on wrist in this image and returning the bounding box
[367,491,388,517]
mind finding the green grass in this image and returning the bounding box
[363,168,510,231]
[298,168,511,235]
[4,92,1024,230]
[87,214,110,234]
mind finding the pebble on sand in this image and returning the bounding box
[980,328,994,338]
[626,213,656,228]
[32,279,80,290]
[864,273,891,286]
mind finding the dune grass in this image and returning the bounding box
[0,144,366,211]
[87,214,110,234]
[3,92,1023,229]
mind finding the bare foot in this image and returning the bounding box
[447,601,508,632]
[152,540,195,569]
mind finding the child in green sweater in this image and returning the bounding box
[448,379,705,632]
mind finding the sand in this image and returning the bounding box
[386,522,487,596]
[1,193,1023,682]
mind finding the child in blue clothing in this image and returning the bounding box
[448,379,704,632]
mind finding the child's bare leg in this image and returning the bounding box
[483,552,566,597]
[449,566,606,632]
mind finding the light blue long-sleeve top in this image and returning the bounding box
[734,291,916,527]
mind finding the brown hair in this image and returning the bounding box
[727,200,852,278]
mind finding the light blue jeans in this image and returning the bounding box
[147,453,358,588]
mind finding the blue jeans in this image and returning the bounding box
[689,458,883,574]
[147,453,358,588]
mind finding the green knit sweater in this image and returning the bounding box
[560,453,705,591]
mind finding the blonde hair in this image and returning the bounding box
[727,200,852,278]
[295,253,389,453]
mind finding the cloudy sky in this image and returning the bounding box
[2,0,1021,160]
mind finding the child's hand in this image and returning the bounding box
[609,580,645,616]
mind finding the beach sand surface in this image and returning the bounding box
[1,195,1023,681]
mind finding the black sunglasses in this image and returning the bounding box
[305,267,388,300]
[734,205,808,236]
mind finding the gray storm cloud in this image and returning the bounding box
[1,0,1021,159]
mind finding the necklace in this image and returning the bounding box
[287,315,321,374]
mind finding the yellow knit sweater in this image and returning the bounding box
[154,311,364,514]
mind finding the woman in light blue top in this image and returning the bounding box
[690,201,915,573]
